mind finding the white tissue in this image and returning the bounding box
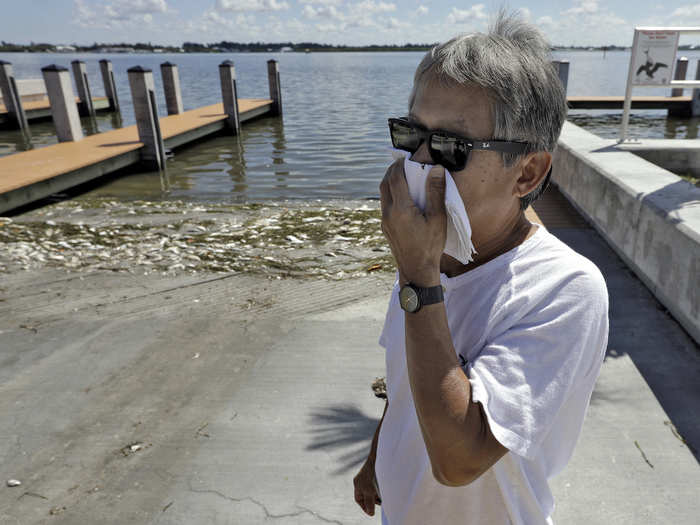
[390,148,477,264]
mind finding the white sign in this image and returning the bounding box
[632,30,679,85]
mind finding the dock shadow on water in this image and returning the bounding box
[306,403,381,475]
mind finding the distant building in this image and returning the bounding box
[281,46,293,52]
[55,45,76,52]
[98,47,135,53]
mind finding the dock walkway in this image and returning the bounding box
[0,96,111,125]
[0,99,273,214]
[567,95,692,110]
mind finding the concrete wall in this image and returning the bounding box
[552,121,700,344]
[616,139,700,177]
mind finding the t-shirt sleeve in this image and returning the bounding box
[465,267,609,461]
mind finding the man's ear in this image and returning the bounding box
[514,151,552,198]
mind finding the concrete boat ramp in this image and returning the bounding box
[0,189,698,524]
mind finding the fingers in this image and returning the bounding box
[426,165,446,217]
[363,494,376,516]
[386,159,411,208]
[354,469,380,517]
[379,161,398,220]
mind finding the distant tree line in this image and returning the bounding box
[1,40,698,53]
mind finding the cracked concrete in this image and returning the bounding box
[187,482,345,524]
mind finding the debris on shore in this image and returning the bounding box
[0,199,395,280]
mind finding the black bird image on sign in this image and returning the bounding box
[636,49,668,79]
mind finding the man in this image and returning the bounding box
[353,10,609,525]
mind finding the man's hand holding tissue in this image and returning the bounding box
[379,159,446,288]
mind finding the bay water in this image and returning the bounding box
[1,50,698,204]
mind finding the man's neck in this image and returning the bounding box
[440,211,535,279]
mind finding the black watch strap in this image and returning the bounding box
[416,284,444,306]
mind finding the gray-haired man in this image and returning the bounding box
[353,10,609,524]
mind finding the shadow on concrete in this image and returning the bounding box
[551,227,700,463]
[306,403,381,475]
[640,178,700,211]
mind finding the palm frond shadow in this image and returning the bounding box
[306,403,382,475]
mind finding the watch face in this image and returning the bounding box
[399,285,419,312]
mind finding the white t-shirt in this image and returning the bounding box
[375,223,609,525]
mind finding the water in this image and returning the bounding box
[1,50,698,203]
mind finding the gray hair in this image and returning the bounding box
[408,8,567,210]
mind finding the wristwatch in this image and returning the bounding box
[399,282,444,313]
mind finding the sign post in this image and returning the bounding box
[619,27,700,142]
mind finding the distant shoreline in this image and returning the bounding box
[3,44,697,54]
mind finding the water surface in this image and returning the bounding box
[1,50,698,203]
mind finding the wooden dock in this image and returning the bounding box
[0,97,111,126]
[0,99,273,214]
[567,95,692,110]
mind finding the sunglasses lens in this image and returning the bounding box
[430,134,469,171]
[390,120,421,152]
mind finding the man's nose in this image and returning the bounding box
[408,141,434,165]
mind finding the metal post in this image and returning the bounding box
[99,59,120,113]
[219,60,240,134]
[619,29,640,142]
[692,60,700,118]
[671,57,688,97]
[41,64,83,142]
[0,60,29,132]
[160,62,183,115]
[267,59,283,116]
[71,60,95,117]
[552,60,569,95]
[127,66,165,170]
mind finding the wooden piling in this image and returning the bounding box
[267,59,283,116]
[41,64,83,142]
[99,59,120,113]
[127,66,166,170]
[160,62,184,115]
[552,60,569,95]
[71,60,95,118]
[671,57,688,98]
[692,60,700,118]
[0,60,29,132]
[219,60,240,134]
[670,57,690,117]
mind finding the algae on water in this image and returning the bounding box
[0,199,395,280]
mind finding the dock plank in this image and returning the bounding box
[567,95,691,110]
[0,100,272,197]
[0,96,109,114]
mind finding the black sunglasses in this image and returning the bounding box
[388,117,532,172]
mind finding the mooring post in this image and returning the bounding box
[41,64,83,142]
[692,60,700,118]
[267,59,283,116]
[671,57,688,98]
[71,60,95,118]
[552,60,569,95]
[669,57,690,117]
[127,66,166,170]
[219,60,240,134]
[99,59,120,114]
[160,62,184,115]
[0,60,29,132]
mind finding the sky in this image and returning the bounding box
[2,0,699,47]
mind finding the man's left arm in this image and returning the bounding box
[401,270,508,487]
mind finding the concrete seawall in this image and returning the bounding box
[552,121,700,344]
